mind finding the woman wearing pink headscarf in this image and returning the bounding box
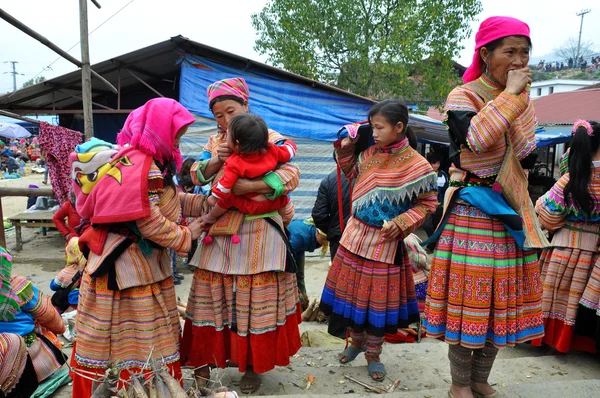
[180,78,302,394]
[423,17,543,398]
[69,98,205,397]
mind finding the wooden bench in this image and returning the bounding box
[8,211,56,251]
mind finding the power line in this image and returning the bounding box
[31,0,136,80]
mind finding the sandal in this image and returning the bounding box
[338,345,367,364]
[367,361,387,382]
[239,371,261,394]
[471,388,501,398]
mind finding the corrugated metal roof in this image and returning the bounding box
[533,88,600,125]
[0,35,372,112]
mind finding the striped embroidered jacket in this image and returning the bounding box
[335,137,437,264]
[444,74,537,180]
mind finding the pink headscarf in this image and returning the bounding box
[116,98,195,171]
[463,16,530,83]
[207,77,250,106]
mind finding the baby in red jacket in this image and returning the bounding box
[203,114,296,225]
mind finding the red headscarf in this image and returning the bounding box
[116,98,195,171]
[463,16,530,83]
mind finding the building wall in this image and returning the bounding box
[531,80,600,99]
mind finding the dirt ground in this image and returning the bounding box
[1,169,49,219]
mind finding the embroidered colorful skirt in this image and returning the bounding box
[533,247,599,353]
[70,272,181,396]
[320,243,420,338]
[424,203,544,349]
[180,269,302,374]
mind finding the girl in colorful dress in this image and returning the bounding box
[0,247,67,396]
[181,77,301,394]
[320,99,437,381]
[202,113,297,227]
[535,120,600,354]
[423,17,544,398]
[68,98,205,396]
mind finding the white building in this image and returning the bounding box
[531,79,600,99]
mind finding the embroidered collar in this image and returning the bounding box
[374,137,410,154]
[480,73,505,95]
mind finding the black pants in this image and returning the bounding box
[294,251,306,295]
[423,206,443,250]
[329,240,340,261]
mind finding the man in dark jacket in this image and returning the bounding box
[423,151,449,251]
[312,169,351,261]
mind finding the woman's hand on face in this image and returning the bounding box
[381,220,401,241]
[188,218,205,240]
[216,143,233,163]
[505,67,532,95]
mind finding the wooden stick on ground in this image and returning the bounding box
[342,374,387,394]
[387,379,401,393]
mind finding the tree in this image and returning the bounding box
[22,76,46,88]
[252,0,482,105]
[554,37,597,63]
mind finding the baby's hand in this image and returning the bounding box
[206,195,218,207]
[381,220,401,241]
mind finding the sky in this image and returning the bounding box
[1,0,599,94]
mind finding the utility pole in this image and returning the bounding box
[576,9,591,62]
[79,0,94,140]
[4,61,19,91]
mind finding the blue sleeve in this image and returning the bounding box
[50,279,61,291]
[68,289,79,305]
[200,151,212,161]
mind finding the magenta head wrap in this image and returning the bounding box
[207,77,250,107]
[116,98,195,171]
[463,16,530,83]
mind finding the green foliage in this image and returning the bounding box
[22,76,46,88]
[252,0,482,106]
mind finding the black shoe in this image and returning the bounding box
[174,272,185,280]
[173,278,182,285]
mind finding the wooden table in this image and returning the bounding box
[7,211,56,251]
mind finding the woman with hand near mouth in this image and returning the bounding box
[423,17,544,398]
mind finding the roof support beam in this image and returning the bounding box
[0,7,117,95]
[126,69,165,98]
[7,109,133,115]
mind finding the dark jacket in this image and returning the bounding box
[312,170,351,242]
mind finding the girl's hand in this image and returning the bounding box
[341,135,359,149]
[188,218,205,240]
[381,220,401,241]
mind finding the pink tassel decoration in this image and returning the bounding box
[492,182,502,193]
[231,234,241,244]
[202,235,213,245]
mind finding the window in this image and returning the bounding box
[537,88,542,96]
[549,86,554,94]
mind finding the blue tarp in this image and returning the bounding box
[535,125,571,147]
[179,55,374,141]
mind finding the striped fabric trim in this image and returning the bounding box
[0,333,27,394]
[445,75,536,178]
